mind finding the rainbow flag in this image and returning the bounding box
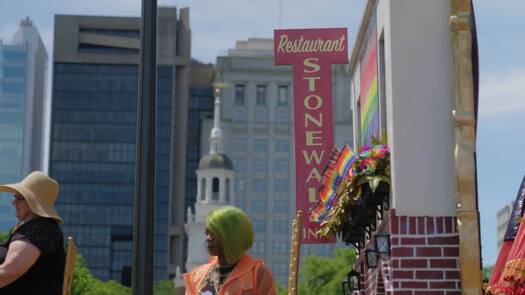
[359,16,379,145]
[318,186,335,203]
[336,144,357,178]
[310,202,325,222]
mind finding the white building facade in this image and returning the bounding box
[348,0,479,293]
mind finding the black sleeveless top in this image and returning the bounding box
[0,217,65,295]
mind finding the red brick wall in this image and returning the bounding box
[390,209,461,295]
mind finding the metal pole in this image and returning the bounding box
[132,0,157,293]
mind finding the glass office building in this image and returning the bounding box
[0,44,27,231]
[51,9,191,283]
[51,63,171,281]
[0,18,47,232]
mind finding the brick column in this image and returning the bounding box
[390,209,461,295]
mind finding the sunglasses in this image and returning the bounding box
[13,195,25,204]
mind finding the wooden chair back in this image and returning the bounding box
[62,237,77,295]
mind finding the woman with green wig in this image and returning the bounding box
[184,206,276,295]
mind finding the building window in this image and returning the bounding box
[251,241,265,254]
[273,220,288,234]
[234,179,245,192]
[212,177,219,200]
[276,109,289,125]
[233,160,246,173]
[253,179,267,192]
[235,84,245,106]
[273,242,288,254]
[255,108,267,124]
[254,139,267,152]
[200,178,206,200]
[253,160,267,173]
[256,85,266,106]
[278,86,287,106]
[274,201,288,213]
[252,200,266,213]
[275,160,289,173]
[253,220,266,233]
[232,138,246,152]
[274,179,289,192]
[275,139,289,153]
[234,197,244,209]
[225,178,231,202]
[234,108,245,123]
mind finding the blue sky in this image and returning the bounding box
[1,0,524,266]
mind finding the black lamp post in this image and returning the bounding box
[342,269,360,294]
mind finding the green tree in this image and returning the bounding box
[277,282,287,295]
[71,255,130,295]
[483,264,493,281]
[298,248,356,295]
[154,280,175,295]
[71,255,175,295]
[278,248,356,295]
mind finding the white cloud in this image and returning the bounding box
[479,68,525,116]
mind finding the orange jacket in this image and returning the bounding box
[184,255,277,295]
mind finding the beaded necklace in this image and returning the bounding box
[200,263,236,294]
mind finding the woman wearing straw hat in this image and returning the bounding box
[0,171,65,294]
[184,206,276,295]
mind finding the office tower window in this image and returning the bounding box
[274,200,288,213]
[275,160,289,173]
[234,197,244,209]
[235,84,245,106]
[275,139,289,153]
[232,137,247,152]
[252,200,267,213]
[251,241,265,254]
[278,85,287,106]
[253,139,268,152]
[234,179,245,193]
[253,160,267,173]
[233,159,246,173]
[253,179,267,192]
[252,220,266,233]
[256,85,266,106]
[273,242,288,254]
[273,220,288,234]
[255,108,267,124]
[274,179,289,192]
[234,108,245,123]
[276,109,289,125]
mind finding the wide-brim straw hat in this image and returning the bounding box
[0,171,63,223]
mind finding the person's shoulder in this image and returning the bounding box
[15,217,63,242]
[22,217,61,233]
[241,255,273,275]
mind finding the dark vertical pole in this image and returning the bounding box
[133,0,156,294]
